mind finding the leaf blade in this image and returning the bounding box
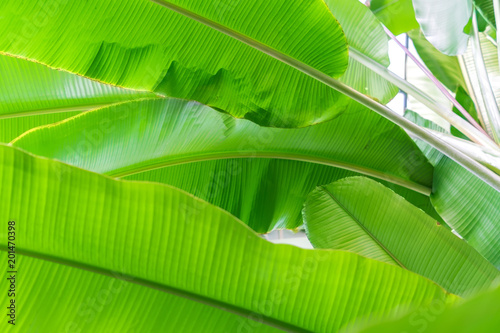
[0,144,455,332]
[0,0,349,128]
[303,177,500,296]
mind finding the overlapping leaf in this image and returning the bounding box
[431,158,500,269]
[359,284,500,333]
[126,159,443,232]
[0,144,455,332]
[0,0,349,128]
[408,30,467,93]
[0,54,155,142]
[11,98,436,232]
[325,0,398,104]
[0,253,280,332]
[370,0,419,35]
[303,177,499,296]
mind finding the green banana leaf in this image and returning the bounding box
[404,111,500,268]
[0,111,79,143]
[126,159,443,232]
[358,284,500,333]
[431,157,500,269]
[370,0,419,35]
[325,0,399,104]
[404,110,448,166]
[0,54,155,142]
[11,98,433,189]
[11,98,436,232]
[0,144,456,332]
[412,0,472,55]
[0,54,155,119]
[0,252,280,332]
[0,0,350,128]
[303,176,499,297]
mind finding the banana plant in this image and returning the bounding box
[1,0,500,331]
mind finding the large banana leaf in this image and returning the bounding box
[126,159,443,232]
[412,0,472,55]
[303,177,499,297]
[404,111,500,268]
[0,144,456,332]
[0,0,349,128]
[0,54,156,142]
[11,98,436,232]
[358,284,500,333]
[0,253,280,332]
[11,99,433,189]
[0,54,155,119]
[405,110,500,268]
[370,0,419,35]
[431,157,500,269]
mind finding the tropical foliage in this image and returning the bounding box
[0,0,499,332]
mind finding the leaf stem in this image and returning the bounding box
[350,48,498,150]
[111,152,432,196]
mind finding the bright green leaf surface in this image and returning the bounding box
[0,53,155,142]
[370,0,419,35]
[358,284,500,333]
[431,157,500,268]
[0,253,280,332]
[303,177,499,297]
[11,99,433,190]
[0,54,155,119]
[125,159,443,232]
[11,98,435,231]
[0,144,455,332]
[0,0,349,128]
[0,111,79,143]
[325,0,399,105]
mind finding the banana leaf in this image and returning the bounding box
[0,144,456,332]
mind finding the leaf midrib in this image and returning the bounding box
[2,247,310,333]
[319,185,407,269]
[148,0,500,193]
[108,151,431,196]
